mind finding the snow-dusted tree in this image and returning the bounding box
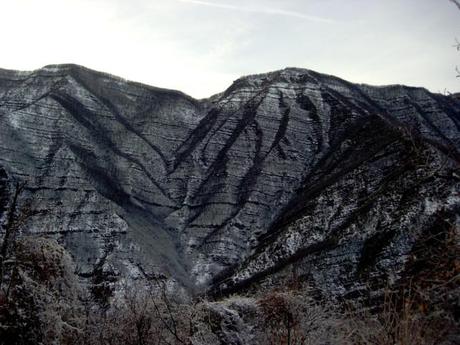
[0,237,84,345]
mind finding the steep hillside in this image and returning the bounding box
[0,64,458,299]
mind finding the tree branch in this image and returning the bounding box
[449,0,460,10]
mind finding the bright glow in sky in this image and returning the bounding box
[1,0,459,98]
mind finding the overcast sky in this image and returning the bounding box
[1,0,459,98]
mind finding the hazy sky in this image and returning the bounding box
[1,0,459,98]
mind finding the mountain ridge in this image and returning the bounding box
[1,63,452,101]
[0,64,458,301]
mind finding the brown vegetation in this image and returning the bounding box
[0,184,458,345]
[0,215,458,345]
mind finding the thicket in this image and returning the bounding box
[0,222,457,345]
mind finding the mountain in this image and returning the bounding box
[0,64,459,300]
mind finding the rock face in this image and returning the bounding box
[0,64,459,298]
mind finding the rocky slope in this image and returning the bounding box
[0,64,458,300]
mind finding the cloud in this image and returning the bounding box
[177,0,336,23]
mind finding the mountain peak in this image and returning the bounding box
[0,64,458,301]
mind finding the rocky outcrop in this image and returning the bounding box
[0,64,458,299]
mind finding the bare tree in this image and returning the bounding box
[0,182,27,291]
[450,0,460,77]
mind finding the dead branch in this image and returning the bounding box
[450,0,460,10]
[0,182,27,289]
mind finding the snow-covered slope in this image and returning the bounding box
[0,64,458,299]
